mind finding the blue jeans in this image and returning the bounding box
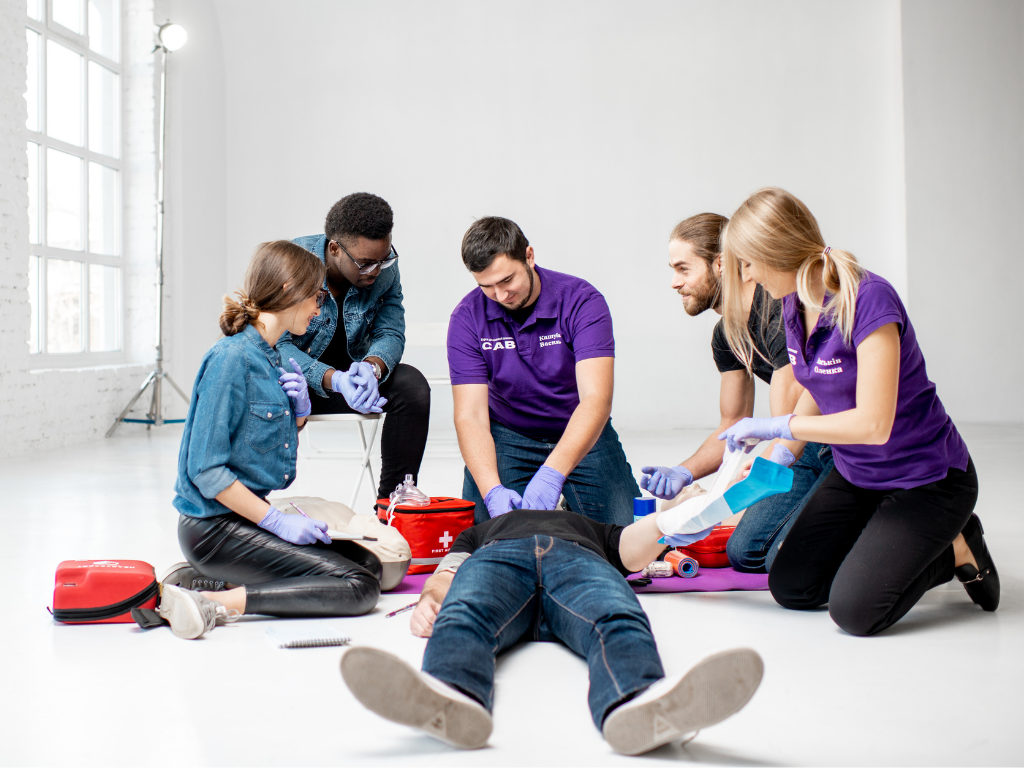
[463,420,640,526]
[727,443,834,573]
[422,537,665,729]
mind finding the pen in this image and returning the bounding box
[386,601,419,618]
[290,503,378,541]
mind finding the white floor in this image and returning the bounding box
[4,423,1022,766]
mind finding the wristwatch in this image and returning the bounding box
[368,360,382,380]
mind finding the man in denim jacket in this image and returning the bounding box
[279,193,430,503]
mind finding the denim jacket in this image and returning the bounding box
[174,325,299,518]
[278,234,406,397]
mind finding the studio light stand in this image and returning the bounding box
[108,23,190,437]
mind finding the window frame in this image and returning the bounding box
[26,0,125,365]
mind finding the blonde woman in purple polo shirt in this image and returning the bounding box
[448,217,640,526]
[716,187,997,636]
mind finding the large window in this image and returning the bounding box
[26,0,122,357]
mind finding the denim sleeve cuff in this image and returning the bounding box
[365,347,399,383]
[307,359,332,398]
[193,465,238,500]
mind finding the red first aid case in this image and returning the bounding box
[376,497,475,575]
[676,526,736,568]
[51,560,159,624]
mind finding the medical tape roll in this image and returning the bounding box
[664,550,699,578]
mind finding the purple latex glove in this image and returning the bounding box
[640,465,693,500]
[278,358,312,418]
[768,443,796,467]
[331,362,387,414]
[484,484,523,519]
[521,465,566,511]
[662,526,714,548]
[258,505,331,545]
[719,415,794,454]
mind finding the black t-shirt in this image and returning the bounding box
[320,280,353,372]
[711,284,789,385]
[449,510,629,575]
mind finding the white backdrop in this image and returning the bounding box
[155,0,1021,430]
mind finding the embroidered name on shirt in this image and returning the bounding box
[813,357,843,375]
[481,336,516,351]
[539,333,563,348]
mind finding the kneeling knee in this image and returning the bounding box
[347,571,382,616]
[828,597,883,637]
[726,534,765,573]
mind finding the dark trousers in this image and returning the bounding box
[310,363,431,500]
[422,537,664,729]
[178,513,381,617]
[768,458,978,636]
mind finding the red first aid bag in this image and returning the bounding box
[676,526,736,568]
[376,497,475,575]
[51,560,159,624]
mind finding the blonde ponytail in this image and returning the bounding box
[721,188,864,372]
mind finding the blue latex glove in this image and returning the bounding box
[258,505,332,545]
[719,415,794,454]
[484,484,523,519]
[278,358,312,418]
[521,466,566,511]
[640,465,693,500]
[662,526,715,548]
[331,362,387,414]
[768,443,796,467]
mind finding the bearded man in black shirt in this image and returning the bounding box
[341,508,763,755]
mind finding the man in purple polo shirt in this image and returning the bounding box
[447,217,639,525]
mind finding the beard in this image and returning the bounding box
[500,266,536,311]
[681,270,721,316]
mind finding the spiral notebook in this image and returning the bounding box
[265,622,351,649]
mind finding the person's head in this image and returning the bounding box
[324,192,396,289]
[720,187,864,369]
[668,213,728,316]
[220,240,327,337]
[461,217,538,311]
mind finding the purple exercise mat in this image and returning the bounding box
[386,568,768,595]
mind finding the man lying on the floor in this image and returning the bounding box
[341,508,763,755]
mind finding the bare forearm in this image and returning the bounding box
[214,480,272,525]
[679,428,731,481]
[545,395,611,476]
[790,408,893,446]
[618,513,669,572]
[455,415,502,496]
[421,571,454,604]
[321,368,337,391]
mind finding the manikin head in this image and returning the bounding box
[461,217,539,311]
[668,213,729,316]
[324,193,397,290]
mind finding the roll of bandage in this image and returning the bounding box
[664,550,699,578]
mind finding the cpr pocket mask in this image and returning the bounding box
[657,440,794,539]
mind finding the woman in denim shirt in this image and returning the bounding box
[159,241,383,639]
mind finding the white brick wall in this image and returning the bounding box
[0,0,180,458]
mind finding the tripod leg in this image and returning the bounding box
[163,373,191,405]
[106,371,157,437]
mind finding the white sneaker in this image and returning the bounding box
[602,648,764,755]
[340,646,493,749]
[156,585,239,640]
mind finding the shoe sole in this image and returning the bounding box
[602,648,764,756]
[340,647,492,749]
[158,562,194,588]
[157,585,207,640]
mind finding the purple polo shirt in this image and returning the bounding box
[447,265,615,438]
[783,271,968,490]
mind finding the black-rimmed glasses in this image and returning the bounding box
[331,240,400,275]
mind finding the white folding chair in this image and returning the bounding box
[300,413,383,508]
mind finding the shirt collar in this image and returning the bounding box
[482,265,558,326]
[243,323,283,369]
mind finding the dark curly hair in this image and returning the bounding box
[461,217,530,272]
[324,193,394,244]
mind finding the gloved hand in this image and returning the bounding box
[640,465,693,500]
[521,465,566,511]
[484,484,523,519]
[663,526,715,548]
[331,362,387,414]
[278,358,312,418]
[258,505,332,545]
[718,415,794,453]
[768,443,796,467]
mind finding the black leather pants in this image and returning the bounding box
[178,513,381,617]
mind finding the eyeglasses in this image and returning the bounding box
[331,240,400,275]
[314,289,328,309]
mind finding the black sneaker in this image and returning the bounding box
[159,562,228,593]
[956,514,999,611]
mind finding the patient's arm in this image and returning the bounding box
[618,513,672,573]
[410,569,456,638]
